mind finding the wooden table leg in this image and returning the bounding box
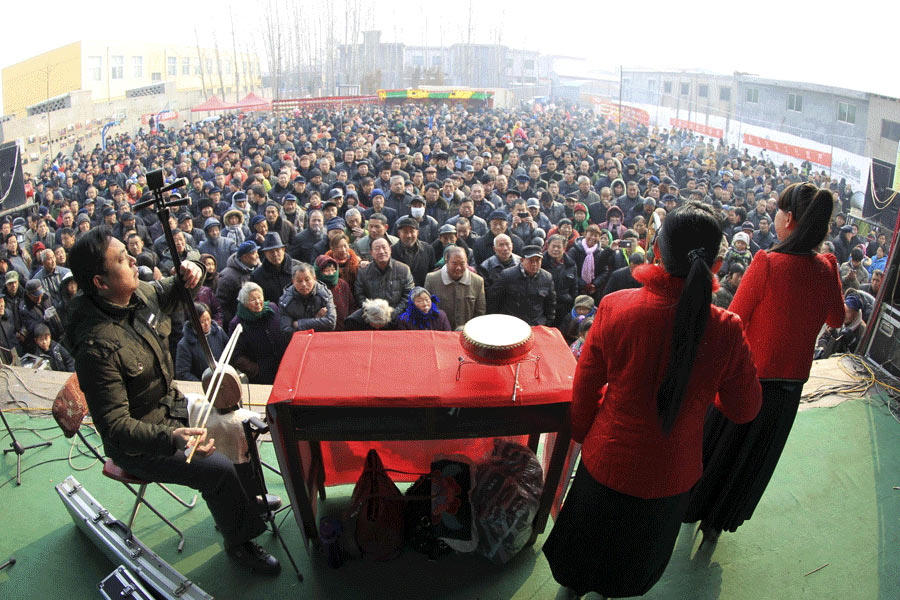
[309,441,327,501]
[527,432,540,454]
[527,421,571,546]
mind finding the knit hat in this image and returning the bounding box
[5,271,18,283]
[845,294,862,311]
[574,295,595,311]
[249,214,266,228]
[203,217,222,232]
[314,255,338,270]
[236,241,258,257]
[732,232,750,246]
[325,217,346,232]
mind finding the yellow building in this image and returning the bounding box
[2,41,263,117]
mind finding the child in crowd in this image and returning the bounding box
[564,295,597,344]
[33,323,74,372]
[719,231,753,277]
[570,317,594,360]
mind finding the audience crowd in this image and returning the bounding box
[2,101,889,377]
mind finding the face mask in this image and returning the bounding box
[410,207,425,219]
[316,268,339,286]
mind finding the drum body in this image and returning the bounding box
[460,314,534,365]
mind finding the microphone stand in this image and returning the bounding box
[1,407,51,486]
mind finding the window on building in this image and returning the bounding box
[411,55,424,67]
[132,56,143,78]
[787,93,803,112]
[680,82,689,95]
[432,55,441,67]
[663,81,672,94]
[110,56,124,80]
[719,87,731,101]
[838,102,856,124]
[523,59,535,70]
[205,58,213,74]
[881,119,900,141]
[182,57,190,75]
[648,79,657,91]
[505,59,513,69]
[151,72,162,82]
[193,59,201,75]
[698,84,709,98]
[225,60,232,75]
[167,57,177,76]
[745,87,759,103]
[88,56,102,81]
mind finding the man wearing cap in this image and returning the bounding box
[831,224,856,265]
[251,232,299,303]
[815,294,867,358]
[431,224,473,266]
[403,196,439,244]
[352,213,398,263]
[3,271,25,342]
[33,248,72,304]
[21,278,65,352]
[434,152,453,181]
[177,212,206,248]
[391,216,435,287]
[492,245,556,327]
[217,241,261,329]
[840,248,870,288]
[159,229,202,277]
[199,217,237,271]
[473,209,525,265]
[353,237,414,319]
[423,181,450,225]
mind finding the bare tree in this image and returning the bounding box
[194,28,209,99]
[230,7,241,103]
[213,32,227,98]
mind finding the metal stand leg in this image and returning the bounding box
[1,408,52,486]
[0,557,15,571]
[243,419,303,581]
[122,483,187,552]
[155,483,198,508]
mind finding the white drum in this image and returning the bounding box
[460,314,534,365]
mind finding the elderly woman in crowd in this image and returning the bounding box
[197,253,224,326]
[344,298,397,331]
[229,281,287,385]
[396,287,451,331]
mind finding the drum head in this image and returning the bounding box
[461,314,534,365]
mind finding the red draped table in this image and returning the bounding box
[266,327,576,549]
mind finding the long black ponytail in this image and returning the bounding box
[655,201,722,433]
[771,182,834,254]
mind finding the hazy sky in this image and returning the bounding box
[3,0,899,100]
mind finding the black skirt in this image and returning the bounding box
[683,379,804,532]
[543,462,690,598]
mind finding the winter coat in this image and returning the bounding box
[278,281,336,334]
[423,266,486,331]
[229,304,287,385]
[217,253,255,329]
[175,320,228,381]
[542,254,579,324]
[391,240,435,287]
[353,259,415,317]
[36,340,75,372]
[250,256,300,303]
[288,227,325,263]
[567,243,613,295]
[494,264,557,326]
[198,236,237,273]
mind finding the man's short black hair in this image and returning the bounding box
[69,225,113,295]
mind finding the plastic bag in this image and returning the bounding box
[471,439,544,564]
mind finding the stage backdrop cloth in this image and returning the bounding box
[268,327,576,486]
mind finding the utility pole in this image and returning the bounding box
[194,28,208,98]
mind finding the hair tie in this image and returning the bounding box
[687,248,707,264]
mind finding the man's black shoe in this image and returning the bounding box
[262,494,282,513]
[227,541,281,575]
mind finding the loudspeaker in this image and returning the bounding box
[862,210,900,377]
[0,141,27,210]
[863,158,900,231]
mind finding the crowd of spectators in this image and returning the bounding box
[2,101,890,378]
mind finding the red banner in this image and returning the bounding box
[272,95,380,113]
[595,101,650,126]
[742,133,832,167]
[670,118,723,139]
[140,110,178,125]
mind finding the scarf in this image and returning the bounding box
[315,265,340,287]
[580,237,597,284]
[397,294,442,330]
[237,301,274,322]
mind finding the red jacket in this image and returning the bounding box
[572,265,761,499]
[729,250,844,381]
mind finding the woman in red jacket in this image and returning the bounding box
[543,201,762,599]
[684,182,845,546]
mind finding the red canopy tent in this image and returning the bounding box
[236,92,271,111]
[190,95,231,112]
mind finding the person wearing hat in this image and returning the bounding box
[403,195,439,244]
[562,294,597,344]
[262,201,295,248]
[422,181,451,226]
[815,292,867,358]
[831,223,856,265]
[217,241,261,329]
[491,244,556,327]
[473,209,525,265]
[2,271,25,345]
[21,278,64,352]
[248,214,269,247]
[433,151,453,181]
[395,286,451,331]
[222,207,249,247]
[391,216,435,287]
[718,231,753,278]
[542,233,580,331]
[0,292,22,364]
[250,232,299,303]
[199,217,237,271]
[177,212,206,249]
[361,189,399,231]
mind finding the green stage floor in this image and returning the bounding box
[1,396,898,599]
